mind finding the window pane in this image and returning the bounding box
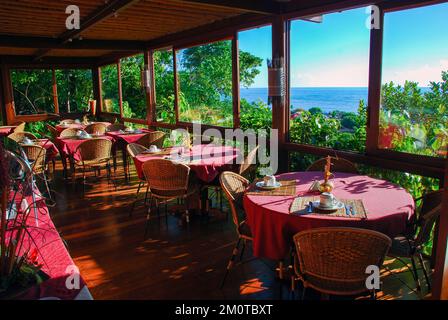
[238,25,272,131]
[56,69,93,113]
[121,54,147,119]
[101,64,120,114]
[380,3,448,158]
[11,69,54,115]
[289,8,370,152]
[154,49,175,124]
[177,40,233,127]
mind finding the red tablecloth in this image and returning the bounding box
[106,129,152,145]
[55,135,114,162]
[133,144,240,183]
[7,192,90,300]
[244,172,415,260]
[55,122,111,134]
[0,126,16,137]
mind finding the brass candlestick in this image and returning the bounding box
[319,156,334,193]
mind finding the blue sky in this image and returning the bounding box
[238,3,448,88]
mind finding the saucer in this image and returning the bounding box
[312,200,344,211]
[256,181,282,190]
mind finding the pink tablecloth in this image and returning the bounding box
[55,136,114,162]
[244,172,415,260]
[133,144,240,183]
[8,192,90,300]
[106,129,152,145]
[0,126,16,137]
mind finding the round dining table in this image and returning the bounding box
[243,171,415,260]
[55,121,111,134]
[133,144,240,183]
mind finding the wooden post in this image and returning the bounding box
[145,50,156,128]
[173,50,179,124]
[0,62,5,124]
[366,7,384,155]
[232,34,240,129]
[271,16,288,173]
[432,161,448,299]
[117,61,123,119]
[92,66,102,119]
[0,62,15,125]
[52,68,59,114]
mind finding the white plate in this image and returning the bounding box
[256,181,282,190]
[312,200,344,211]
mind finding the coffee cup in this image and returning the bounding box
[320,192,337,208]
[149,145,159,152]
[263,175,277,187]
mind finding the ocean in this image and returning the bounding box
[240,87,369,113]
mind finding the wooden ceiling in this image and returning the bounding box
[0,0,384,60]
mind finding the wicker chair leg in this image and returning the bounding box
[42,172,53,201]
[418,253,431,291]
[144,199,152,239]
[220,237,241,289]
[130,181,143,217]
[144,185,150,205]
[301,287,306,301]
[239,239,246,261]
[410,256,422,292]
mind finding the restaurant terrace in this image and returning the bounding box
[0,0,447,301]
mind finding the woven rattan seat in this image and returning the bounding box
[8,131,37,142]
[219,171,253,288]
[84,122,107,135]
[60,128,80,138]
[136,131,166,149]
[293,227,391,298]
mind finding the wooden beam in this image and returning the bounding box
[433,162,448,300]
[0,35,145,51]
[147,13,272,50]
[33,0,142,60]
[178,0,282,14]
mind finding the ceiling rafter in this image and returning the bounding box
[33,0,142,61]
[177,0,284,14]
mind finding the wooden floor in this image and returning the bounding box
[45,157,431,300]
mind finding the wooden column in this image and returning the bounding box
[232,34,240,129]
[0,62,15,125]
[366,7,384,155]
[117,61,123,119]
[0,62,5,124]
[92,66,102,119]
[173,50,179,124]
[145,50,156,128]
[271,16,288,173]
[52,68,59,114]
[432,162,448,299]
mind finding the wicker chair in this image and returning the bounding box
[107,123,127,132]
[388,189,444,292]
[235,145,259,179]
[21,144,52,200]
[7,131,38,142]
[73,138,114,189]
[293,227,391,299]
[60,119,75,125]
[60,128,80,138]
[219,171,253,288]
[84,122,107,135]
[127,143,149,216]
[141,159,198,238]
[136,131,166,149]
[306,156,359,174]
[13,122,26,133]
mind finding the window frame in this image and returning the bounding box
[283,1,447,176]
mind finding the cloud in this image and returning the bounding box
[382,60,447,86]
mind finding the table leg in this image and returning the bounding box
[122,144,128,182]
